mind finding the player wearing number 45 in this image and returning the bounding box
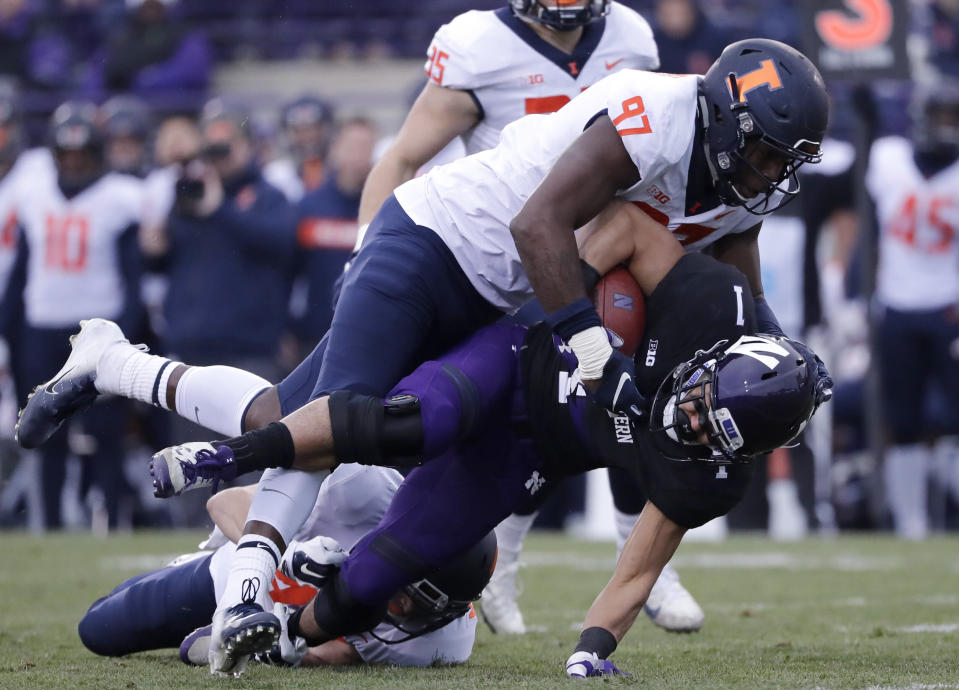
[865,80,959,540]
[16,38,833,675]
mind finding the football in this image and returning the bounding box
[593,266,646,357]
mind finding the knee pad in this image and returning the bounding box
[310,570,388,640]
[328,390,424,467]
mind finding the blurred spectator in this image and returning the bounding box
[99,94,152,176]
[290,116,376,354]
[148,99,295,387]
[652,0,730,74]
[926,0,959,77]
[263,95,336,202]
[82,0,211,113]
[5,101,144,529]
[0,0,87,92]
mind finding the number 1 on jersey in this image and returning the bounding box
[733,285,745,326]
[612,96,652,136]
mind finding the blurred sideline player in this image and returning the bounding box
[144,202,823,678]
[79,463,493,668]
[16,39,833,672]
[264,95,335,203]
[290,118,378,360]
[99,95,152,177]
[8,102,143,529]
[354,0,675,636]
[865,80,959,540]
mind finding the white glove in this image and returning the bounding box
[565,650,627,678]
[280,536,347,589]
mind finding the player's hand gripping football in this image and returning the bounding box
[588,349,647,423]
[787,339,833,408]
[565,651,628,678]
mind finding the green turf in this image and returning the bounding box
[1,530,957,689]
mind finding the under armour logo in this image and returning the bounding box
[241,576,260,603]
[525,471,546,495]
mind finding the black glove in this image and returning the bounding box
[788,338,833,408]
[589,350,646,422]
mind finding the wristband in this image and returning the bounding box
[545,297,602,342]
[574,626,618,659]
[569,326,613,381]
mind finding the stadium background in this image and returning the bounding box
[1,0,959,684]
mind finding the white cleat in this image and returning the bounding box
[480,555,526,634]
[150,442,237,498]
[15,319,131,449]
[209,602,281,677]
[644,563,705,633]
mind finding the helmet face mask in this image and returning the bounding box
[509,0,610,31]
[701,40,828,215]
[649,335,817,464]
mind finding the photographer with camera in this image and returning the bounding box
[149,100,297,453]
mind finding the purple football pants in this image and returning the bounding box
[339,322,552,606]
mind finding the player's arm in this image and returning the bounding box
[578,200,684,296]
[511,116,640,314]
[300,638,363,666]
[566,502,686,677]
[206,485,256,542]
[357,82,480,225]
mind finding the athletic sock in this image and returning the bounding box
[174,366,270,437]
[220,535,282,611]
[96,342,180,408]
[494,512,536,556]
[219,422,296,475]
[245,467,329,546]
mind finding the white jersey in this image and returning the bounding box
[12,157,144,328]
[0,149,52,295]
[263,158,305,202]
[426,3,658,155]
[866,136,959,310]
[395,70,760,312]
[207,464,477,667]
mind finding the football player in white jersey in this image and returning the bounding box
[355,0,667,636]
[865,80,959,540]
[356,0,659,229]
[17,39,834,673]
[79,463,491,668]
[9,102,144,529]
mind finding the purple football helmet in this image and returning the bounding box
[649,334,817,464]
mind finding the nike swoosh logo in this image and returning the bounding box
[44,366,76,395]
[299,560,328,582]
[605,58,624,70]
[714,209,736,220]
[613,372,631,408]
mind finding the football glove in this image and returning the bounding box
[787,338,833,408]
[281,536,347,589]
[588,349,646,422]
[253,603,307,667]
[565,651,628,678]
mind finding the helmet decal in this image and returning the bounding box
[727,59,783,103]
[725,335,791,369]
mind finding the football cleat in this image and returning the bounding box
[209,602,281,677]
[643,563,705,633]
[180,624,212,666]
[150,442,238,498]
[479,554,526,634]
[15,318,131,449]
[252,603,308,667]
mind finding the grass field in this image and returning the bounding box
[1,530,958,689]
